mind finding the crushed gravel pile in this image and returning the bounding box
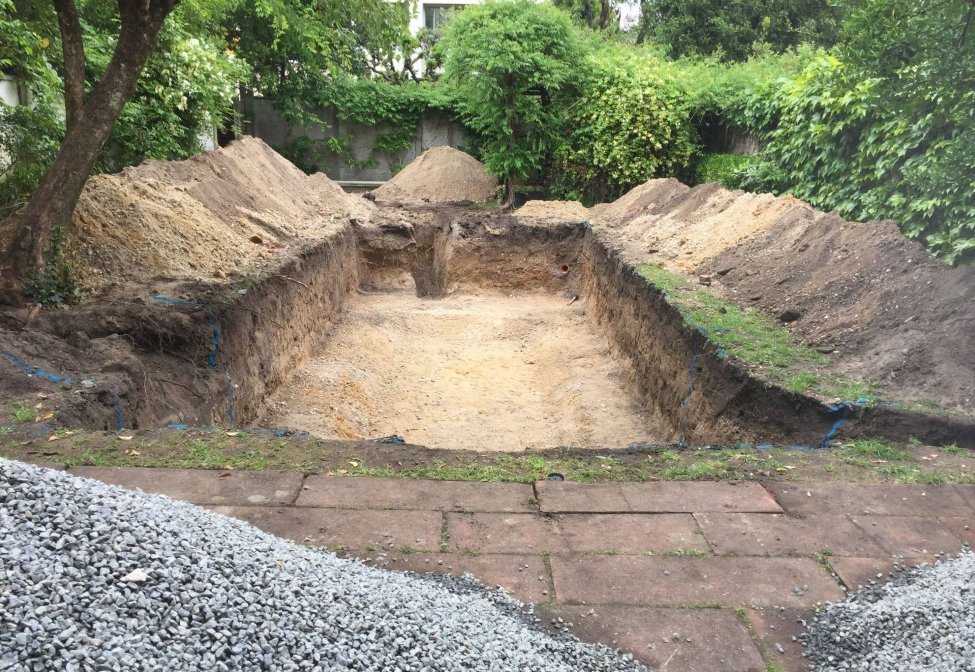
[0,459,648,672]
[371,147,498,204]
[802,550,975,671]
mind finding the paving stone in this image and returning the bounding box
[355,552,551,604]
[541,605,765,672]
[536,481,782,514]
[211,506,443,551]
[827,556,923,591]
[71,466,302,505]
[939,517,975,546]
[550,555,843,608]
[850,515,967,559]
[745,608,813,672]
[694,513,887,557]
[771,482,973,517]
[297,476,534,511]
[446,513,708,555]
[955,485,975,512]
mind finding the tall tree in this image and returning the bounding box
[636,0,842,60]
[4,0,181,290]
[439,0,583,205]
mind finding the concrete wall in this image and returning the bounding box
[242,96,471,182]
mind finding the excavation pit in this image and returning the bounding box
[259,291,660,451]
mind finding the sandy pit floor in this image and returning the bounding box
[260,292,659,451]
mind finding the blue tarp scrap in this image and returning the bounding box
[2,352,77,384]
[821,397,872,448]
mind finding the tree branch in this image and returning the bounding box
[53,0,86,132]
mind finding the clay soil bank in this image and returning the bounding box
[260,291,658,452]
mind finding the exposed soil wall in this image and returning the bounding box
[581,234,975,447]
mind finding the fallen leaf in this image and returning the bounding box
[347,460,360,468]
[47,435,58,442]
[34,402,43,409]
[226,431,239,437]
[117,435,134,441]
[124,449,141,456]
[37,411,54,421]
[218,472,232,480]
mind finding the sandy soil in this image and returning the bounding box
[260,292,659,451]
[516,200,590,221]
[590,178,809,271]
[371,147,498,205]
[56,138,372,292]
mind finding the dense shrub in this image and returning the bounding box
[739,55,975,264]
[551,47,698,203]
[693,153,754,188]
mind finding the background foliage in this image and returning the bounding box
[3,0,973,265]
[737,0,975,264]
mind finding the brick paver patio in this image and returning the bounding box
[71,467,975,671]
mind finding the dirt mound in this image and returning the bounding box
[371,147,498,204]
[68,137,373,291]
[591,179,810,271]
[700,213,975,411]
[516,200,590,221]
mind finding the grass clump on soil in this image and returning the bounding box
[9,402,35,422]
[638,263,882,401]
[2,428,972,485]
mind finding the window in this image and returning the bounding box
[423,4,462,31]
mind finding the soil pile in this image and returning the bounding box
[371,146,498,204]
[68,137,373,291]
[699,212,975,411]
[516,200,590,221]
[590,179,810,271]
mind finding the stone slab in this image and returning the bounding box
[695,513,887,557]
[542,606,765,672]
[446,513,708,555]
[850,515,967,559]
[71,466,302,506]
[955,485,975,513]
[827,556,924,591]
[745,608,813,672]
[211,506,443,552]
[355,552,551,604]
[771,482,973,518]
[939,517,975,546]
[297,476,534,512]
[536,481,782,514]
[551,555,843,608]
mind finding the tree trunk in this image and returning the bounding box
[4,1,176,290]
[54,0,86,131]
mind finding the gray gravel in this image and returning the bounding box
[802,549,975,671]
[0,459,648,671]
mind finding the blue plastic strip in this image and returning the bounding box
[2,352,77,384]
[821,397,872,448]
[151,296,200,307]
[225,373,236,425]
[208,317,221,370]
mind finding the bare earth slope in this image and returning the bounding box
[592,179,975,413]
